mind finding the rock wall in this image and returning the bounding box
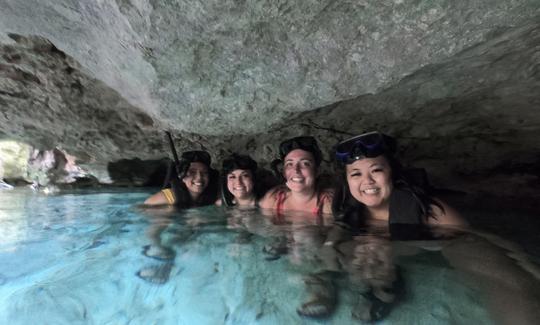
[0,1,539,198]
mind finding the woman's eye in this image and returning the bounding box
[372,168,383,173]
[350,172,361,177]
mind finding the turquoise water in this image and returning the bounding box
[0,188,537,324]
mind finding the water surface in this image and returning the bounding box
[0,188,538,324]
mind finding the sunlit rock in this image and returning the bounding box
[0,140,31,182]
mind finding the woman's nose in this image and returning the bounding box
[362,174,374,183]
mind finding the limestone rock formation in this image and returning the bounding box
[0,1,539,197]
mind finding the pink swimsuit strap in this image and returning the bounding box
[275,189,329,222]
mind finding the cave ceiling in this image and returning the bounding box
[0,0,539,195]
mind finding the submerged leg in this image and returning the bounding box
[262,236,288,261]
[296,272,336,318]
[136,262,174,285]
[142,244,176,261]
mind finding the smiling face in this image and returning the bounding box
[283,149,317,193]
[227,169,254,201]
[346,156,393,212]
[182,162,209,199]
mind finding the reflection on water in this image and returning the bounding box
[0,188,539,324]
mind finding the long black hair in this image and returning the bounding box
[164,151,219,209]
[332,152,441,230]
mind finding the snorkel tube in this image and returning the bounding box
[162,131,187,189]
[166,131,182,176]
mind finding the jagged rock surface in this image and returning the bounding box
[0,1,539,196]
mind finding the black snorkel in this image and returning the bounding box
[162,131,185,189]
[166,131,182,175]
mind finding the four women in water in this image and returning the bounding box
[141,131,471,320]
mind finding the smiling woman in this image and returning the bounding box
[332,131,465,229]
[258,136,333,218]
[144,150,218,208]
[218,153,260,207]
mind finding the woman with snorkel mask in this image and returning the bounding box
[217,153,261,207]
[314,131,467,321]
[144,150,219,208]
[137,150,219,284]
[259,136,333,220]
[332,131,465,230]
[326,132,540,323]
[258,136,337,319]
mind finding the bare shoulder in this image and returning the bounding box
[258,186,282,209]
[215,198,223,206]
[428,199,469,228]
[144,191,170,206]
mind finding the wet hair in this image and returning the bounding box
[271,135,323,180]
[332,152,441,229]
[220,153,263,206]
[165,151,219,209]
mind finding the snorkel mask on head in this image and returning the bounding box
[335,131,396,164]
[176,150,212,179]
[278,136,323,166]
[221,153,258,206]
[181,150,211,166]
[222,154,257,175]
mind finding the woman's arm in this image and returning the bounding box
[144,191,171,206]
[320,189,335,215]
[258,186,280,209]
[428,199,469,228]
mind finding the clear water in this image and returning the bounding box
[0,188,538,324]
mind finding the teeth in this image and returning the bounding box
[291,177,304,182]
[363,188,379,194]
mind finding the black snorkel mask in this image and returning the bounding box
[221,154,258,207]
[335,131,396,164]
[175,150,213,180]
[278,136,323,166]
[222,154,258,175]
[271,136,323,179]
[181,150,211,166]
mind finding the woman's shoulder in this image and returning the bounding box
[427,198,469,228]
[144,188,175,206]
[258,185,287,209]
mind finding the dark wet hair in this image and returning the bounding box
[166,150,219,208]
[332,137,440,229]
[271,135,323,180]
[220,153,262,207]
[279,136,323,166]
